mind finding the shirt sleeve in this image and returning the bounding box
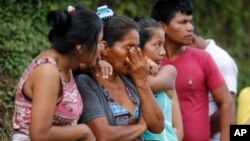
[75,74,105,123]
[220,59,238,94]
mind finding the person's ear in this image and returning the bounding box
[76,44,83,54]
[76,44,81,50]
[159,22,168,33]
[100,41,109,57]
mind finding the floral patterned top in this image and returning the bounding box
[11,57,83,140]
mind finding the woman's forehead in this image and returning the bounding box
[122,29,139,42]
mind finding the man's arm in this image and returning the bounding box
[210,92,236,136]
[211,84,235,141]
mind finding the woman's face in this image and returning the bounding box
[142,28,165,65]
[79,29,103,68]
[104,29,139,75]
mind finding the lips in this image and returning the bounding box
[155,59,162,65]
[185,34,193,40]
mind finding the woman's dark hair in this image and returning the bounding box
[134,17,161,49]
[47,5,103,54]
[151,0,193,25]
[102,16,138,47]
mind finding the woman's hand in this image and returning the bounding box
[78,60,112,79]
[126,47,148,83]
[146,57,159,76]
[95,59,113,79]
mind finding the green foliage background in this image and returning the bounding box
[0,0,249,140]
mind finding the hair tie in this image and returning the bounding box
[96,5,114,20]
[67,5,75,13]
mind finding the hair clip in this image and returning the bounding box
[67,5,75,13]
[96,5,114,20]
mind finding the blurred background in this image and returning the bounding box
[0,0,249,140]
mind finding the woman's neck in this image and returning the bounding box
[37,48,75,76]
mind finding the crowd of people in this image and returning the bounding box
[10,0,248,141]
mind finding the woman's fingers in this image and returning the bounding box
[128,47,137,64]
[146,58,159,76]
[98,60,113,79]
[136,47,145,62]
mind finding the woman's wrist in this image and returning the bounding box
[78,124,95,140]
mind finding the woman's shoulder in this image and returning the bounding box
[160,64,176,73]
[75,73,92,80]
[239,87,250,98]
[159,64,177,78]
[74,74,97,86]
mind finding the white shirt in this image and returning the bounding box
[205,39,238,141]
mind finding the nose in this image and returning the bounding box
[159,45,166,56]
[187,22,194,32]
